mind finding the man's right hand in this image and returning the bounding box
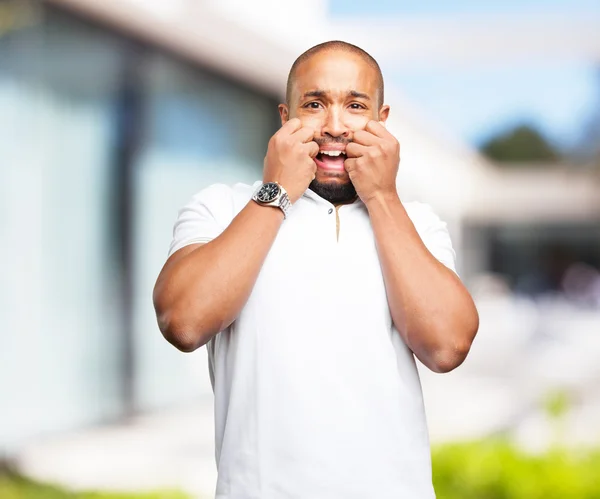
[263,118,319,203]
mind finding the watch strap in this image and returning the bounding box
[252,182,292,219]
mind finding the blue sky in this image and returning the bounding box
[329,0,600,17]
[329,0,600,150]
[390,64,599,149]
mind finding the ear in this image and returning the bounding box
[378,104,390,124]
[278,104,289,126]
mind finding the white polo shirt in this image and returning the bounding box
[168,181,457,499]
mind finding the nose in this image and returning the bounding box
[321,108,350,139]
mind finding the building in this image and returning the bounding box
[3,1,600,496]
[462,162,600,287]
[1,0,277,453]
[0,0,489,455]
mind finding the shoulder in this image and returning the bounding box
[232,180,262,200]
[168,181,261,257]
[188,181,254,202]
[402,201,448,233]
[187,182,232,204]
[403,201,458,273]
[185,180,260,212]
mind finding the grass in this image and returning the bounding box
[0,470,191,499]
[432,439,600,499]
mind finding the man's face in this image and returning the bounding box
[279,50,389,204]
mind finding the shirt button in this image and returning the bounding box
[328,208,333,214]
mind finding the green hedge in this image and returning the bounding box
[4,440,600,499]
[432,439,600,499]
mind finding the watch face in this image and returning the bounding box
[257,182,280,203]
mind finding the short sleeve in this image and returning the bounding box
[408,203,458,275]
[167,183,234,257]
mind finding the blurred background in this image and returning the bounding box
[1,0,599,497]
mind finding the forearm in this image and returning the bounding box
[366,192,479,373]
[153,201,284,351]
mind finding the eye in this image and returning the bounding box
[303,101,323,109]
[349,103,366,110]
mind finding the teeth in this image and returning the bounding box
[320,150,344,156]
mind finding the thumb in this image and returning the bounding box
[307,141,319,158]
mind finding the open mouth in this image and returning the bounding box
[315,149,347,172]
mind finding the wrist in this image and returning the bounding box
[248,198,286,221]
[364,189,400,210]
[262,178,303,204]
[253,181,292,219]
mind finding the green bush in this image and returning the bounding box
[0,471,191,499]
[432,439,600,499]
[4,441,600,498]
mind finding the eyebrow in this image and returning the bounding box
[302,90,327,99]
[301,90,371,100]
[349,90,370,100]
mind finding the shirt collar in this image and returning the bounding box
[302,188,364,211]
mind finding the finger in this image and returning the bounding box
[280,117,302,135]
[353,129,380,146]
[344,157,358,173]
[292,125,316,144]
[345,142,369,158]
[304,141,319,158]
[365,119,390,139]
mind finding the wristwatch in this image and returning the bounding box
[252,182,292,219]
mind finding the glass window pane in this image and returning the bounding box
[0,8,125,449]
[132,53,279,410]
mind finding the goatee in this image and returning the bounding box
[309,178,357,205]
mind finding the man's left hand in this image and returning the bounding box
[345,120,400,205]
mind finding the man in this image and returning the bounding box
[153,40,479,498]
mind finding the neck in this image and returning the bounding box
[334,195,359,207]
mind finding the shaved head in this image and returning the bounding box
[286,40,384,108]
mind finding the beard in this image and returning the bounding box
[309,177,357,204]
[310,135,357,204]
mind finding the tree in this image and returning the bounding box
[480,124,560,163]
[574,68,600,166]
